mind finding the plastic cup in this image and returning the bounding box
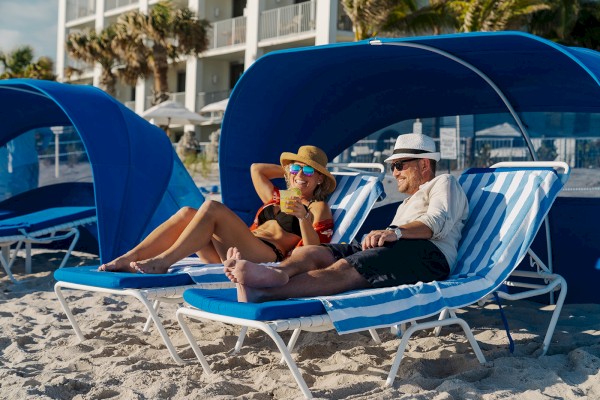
[280,188,301,213]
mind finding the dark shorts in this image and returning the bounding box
[322,240,449,288]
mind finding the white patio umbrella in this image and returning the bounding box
[141,100,208,126]
[200,98,229,113]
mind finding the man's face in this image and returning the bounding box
[390,158,425,195]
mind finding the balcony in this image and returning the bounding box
[66,0,96,22]
[105,0,139,12]
[260,1,316,41]
[207,16,247,50]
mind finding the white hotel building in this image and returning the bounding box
[56,0,354,140]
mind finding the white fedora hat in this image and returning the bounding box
[384,133,441,163]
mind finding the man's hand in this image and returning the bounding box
[361,229,397,250]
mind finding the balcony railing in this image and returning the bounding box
[196,90,230,112]
[66,0,96,22]
[105,0,139,12]
[207,16,247,50]
[260,1,316,41]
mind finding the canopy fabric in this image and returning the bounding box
[0,79,203,263]
[219,31,600,224]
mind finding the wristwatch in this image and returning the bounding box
[386,226,403,240]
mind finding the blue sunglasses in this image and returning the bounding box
[289,164,315,176]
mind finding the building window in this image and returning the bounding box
[177,71,186,93]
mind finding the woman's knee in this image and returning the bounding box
[176,206,197,222]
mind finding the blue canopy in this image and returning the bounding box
[0,79,203,263]
[219,31,600,224]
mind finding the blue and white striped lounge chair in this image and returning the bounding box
[53,170,385,364]
[175,161,569,399]
[0,206,97,283]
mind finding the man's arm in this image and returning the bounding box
[361,221,433,250]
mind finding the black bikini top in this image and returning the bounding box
[257,203,309,236]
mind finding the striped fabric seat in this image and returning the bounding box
[176,162,569,399]
[318,165,565,333]
[54,170,385,365]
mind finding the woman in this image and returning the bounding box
[99,145,336,274]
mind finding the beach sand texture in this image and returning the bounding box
[1,251,599,399]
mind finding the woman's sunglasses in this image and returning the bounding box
[390,158,419,172]
[289,164,315,177]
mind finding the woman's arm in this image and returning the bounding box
[251,163,285,203]
[296,201,333,246]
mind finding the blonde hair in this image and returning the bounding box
[283,164,332,202]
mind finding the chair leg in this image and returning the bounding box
[175,310,213,374]
[54,282,86,342]
[130,291,185,365]
[233,326,248,353]
[386,316,486,387]
[57,228,80,269]
[143,300,161,332]
[541,276,567,356]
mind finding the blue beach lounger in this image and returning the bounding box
[53,170,385,364]
[0,206,97,283]
[176,162,569,399]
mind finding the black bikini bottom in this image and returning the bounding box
[258,238,285,262]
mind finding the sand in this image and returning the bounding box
[0,250,599,399]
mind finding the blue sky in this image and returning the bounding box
[0,0,58,59]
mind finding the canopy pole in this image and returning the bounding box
[371,40,538,161]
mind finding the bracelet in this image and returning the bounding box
[302,211,311,220]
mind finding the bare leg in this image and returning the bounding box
[131,200,278,273]
[99,207,197,272]
[224,245,335,287]
[238,259,371,302]
[195,239,222,264]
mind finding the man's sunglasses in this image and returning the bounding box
[390,158,420,172]
[289,164,315,177]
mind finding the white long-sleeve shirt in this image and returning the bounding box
[390,174,469,268]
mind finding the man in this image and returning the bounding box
[224,133,469,303]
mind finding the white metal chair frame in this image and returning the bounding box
[1,215,97,283]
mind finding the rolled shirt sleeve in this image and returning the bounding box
[390,174,469,267]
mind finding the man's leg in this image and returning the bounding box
[238,258,371,302]
[224,245,336,288]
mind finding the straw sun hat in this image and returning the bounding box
[280,145,336,194]
[384,133,441,163]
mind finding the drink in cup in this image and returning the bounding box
[280,188,301,213]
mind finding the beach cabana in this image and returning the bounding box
[219,31,600,224]
[217,31,600,303]
[0,79,203,264]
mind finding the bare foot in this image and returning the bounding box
[237,283,267,303]
[223,247,241,283]
[230,259,289,288]
[130,257,171,274]
[98,253,138,272]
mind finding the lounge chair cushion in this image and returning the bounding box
[54,266,195,289]
[183,288,326,321]
[0,207,95,237]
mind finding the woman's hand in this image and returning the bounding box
[284,196,310,220]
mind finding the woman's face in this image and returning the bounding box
[287,162,323,198]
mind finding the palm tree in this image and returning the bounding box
[444,0,549,32]
[382,0,456,36]
[0,45,56,80]
[112,1,209,105]
[529,0,600,50]
[341,0,398,40]
[66,27,119,95]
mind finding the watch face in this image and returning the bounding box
[395,228,402,239]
